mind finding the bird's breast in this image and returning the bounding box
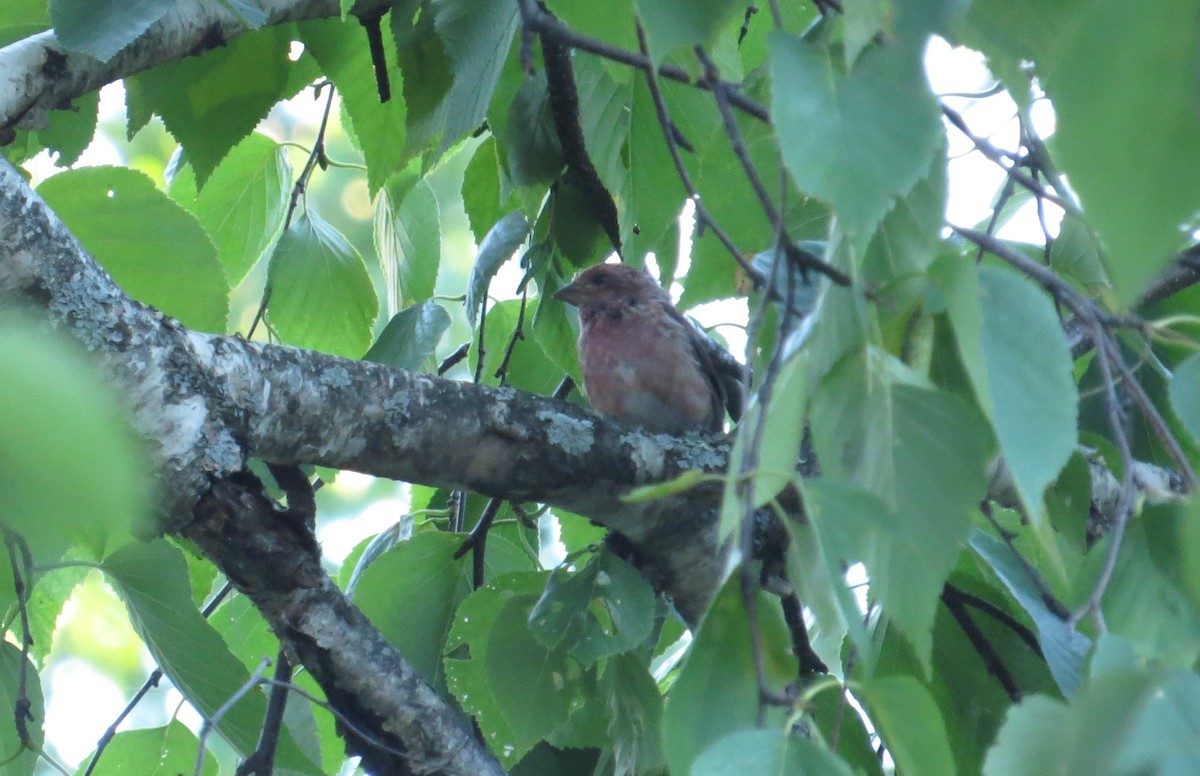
[576,309,714,433]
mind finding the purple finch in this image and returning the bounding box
[554,263,746,434]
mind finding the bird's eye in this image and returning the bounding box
[589,274,606,286]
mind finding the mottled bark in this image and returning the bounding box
[0,155,733,772]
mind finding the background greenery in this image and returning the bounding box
[3,0,1200,774]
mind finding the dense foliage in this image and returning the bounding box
[3,0,1200,774]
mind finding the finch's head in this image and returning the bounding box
[553,263,667,311]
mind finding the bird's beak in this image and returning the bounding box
[553,281,584,307]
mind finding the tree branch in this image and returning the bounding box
[190,474,500,776]
[0,156,732,625]
[0,152,738,771]
[0,0,390,135]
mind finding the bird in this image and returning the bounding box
[553,263,746,434]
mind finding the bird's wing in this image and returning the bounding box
[665,305,750,427]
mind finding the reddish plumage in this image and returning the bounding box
[554,263,746,434]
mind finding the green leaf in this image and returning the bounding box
[769,29,941,242]
[532,271,581,379]
[102,541,319,773]
[0,319,149,560]
[301,17,407,195]
[466,211,531,325]
[634,0,742,66]
[808,683,886,776]
[692,728,857,776]
[445,572,583,767]
[863,676,956,776]
[76,720,216,776]
[625,77,689,267]
[574,55,630,207]
[0,642,42,775]
[1044,0,1200,305]
[544,0,638,53]
[949,0,1081,109]
[547,183,611,266]
[50,0,173,61]
[402,0,519,156]
[602,652,666,775]
[474,299,563,394]
[933,257,1078,521]
[809,367,991,672]
[463,136,515,244]
[125,25,293,186]
[528,550,656,666]
[35,91,99,168]
[38,166,228,332]
[784,522,852,676]
[363,301,451,372]
[210,593,279,674]
[802,261,872,383]
[266,209,378,358]
[1101,522,1200,667]
[375,164,429,311]
[390,0,454,151]
[500,71,564,189]
[1050,214,1109,293]
[882,384,991,659]
[168,132,291,285]
[353,532,470,690]
[682,93,781,308]
[661,581,794,775]
[721,350,807,540]
[978,265,1077,518]
[26,562,88,665]
[985,654,1200,776]
[982,695,1071,776]
[969,529,1090,698]
[800,481,883,673]
[0,0,48,48]
[808,346,901,499]
[862,148,948,286]
[1169,352,1200,446]
[843,0,891,65]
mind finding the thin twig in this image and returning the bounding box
[515,0,770,122]
[1104,339,1198,491]
[437,342,471,375]
[1068,327,1135,631]
[696,46,843,287]
[3,529,34,749]
[942,585,1023,702]
[949,584,1041,655]
[952,225,1197,491]
[196,658,273,776]
[492,283,528,385]
[942,104,1076,214]
[82,582,233,776]
[235,648,292,776]
[694,47,779,225]
[956,224,1178,629]
[250,82,336,341]
[978,502,1070,620]
[727,141,808,715]
[635,23,849,294]
[256,678,412,761]
[453,497,504,589]
[1138,248,1200,310]
[738,6,760,43]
